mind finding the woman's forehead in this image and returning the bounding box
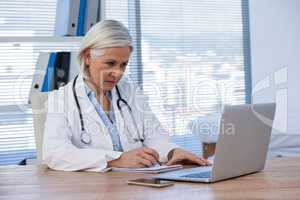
[91,47,131,60]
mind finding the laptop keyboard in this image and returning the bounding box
[180,171,212,179]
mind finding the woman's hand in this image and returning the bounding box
[107,147,160,168]
[166,148,211,166]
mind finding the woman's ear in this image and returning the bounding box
[83,49,91,66]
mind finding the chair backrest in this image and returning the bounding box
[31,92,48,163]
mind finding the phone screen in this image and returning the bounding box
[127,178,174,187]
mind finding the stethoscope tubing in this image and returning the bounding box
[72,75,143,145]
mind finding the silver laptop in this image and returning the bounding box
[156,103,276,183]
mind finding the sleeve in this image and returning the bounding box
[42,90,122,172]
[133,86,179,163]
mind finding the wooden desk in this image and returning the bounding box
[1,157,300,200]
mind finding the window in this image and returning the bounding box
[105,0,251,154]
[0,0,80,165]
[0,0,251,164]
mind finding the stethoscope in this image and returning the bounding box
[72,75,144,145]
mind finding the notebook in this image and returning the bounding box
[112,164,183,174]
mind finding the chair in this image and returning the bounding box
[31,92,48,163]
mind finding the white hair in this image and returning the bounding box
[77,20,133,77]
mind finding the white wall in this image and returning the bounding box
[249,0,300,156]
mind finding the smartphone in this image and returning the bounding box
[127,178,174,188]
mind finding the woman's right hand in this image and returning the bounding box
[107,147,160,168]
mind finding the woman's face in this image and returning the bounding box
[84,46,131,92]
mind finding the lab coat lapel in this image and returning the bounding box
[111,86,131,150]
[74,74,106,126]
[111,85,143,151]
[71,75,114,149]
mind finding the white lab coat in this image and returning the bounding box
[42,74,178,172]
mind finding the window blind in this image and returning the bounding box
[105,0,250,153]
[0,0,81,165]
[0,0,251,164]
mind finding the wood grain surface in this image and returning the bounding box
[1,157,300,200]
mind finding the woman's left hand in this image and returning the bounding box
[166,148,211,166]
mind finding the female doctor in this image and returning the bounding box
[43,20,210,172]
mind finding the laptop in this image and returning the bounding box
[156,103,276,183]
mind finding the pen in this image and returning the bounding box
[140,138,162,166]
[157,160,163,166]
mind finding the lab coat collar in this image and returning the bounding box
[75,74,116,100]
[73,74,121,134]
[73,74,106,126]
[72,74,137,151]
[74,74,90,99]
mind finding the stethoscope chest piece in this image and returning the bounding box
[81,130,91,144]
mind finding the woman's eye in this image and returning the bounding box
[106,62,115,66]
[121,63,128,69]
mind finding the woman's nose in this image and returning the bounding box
[111,67,124,78]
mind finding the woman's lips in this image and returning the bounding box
[104,80,117,85]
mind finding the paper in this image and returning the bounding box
[112,164,183,174]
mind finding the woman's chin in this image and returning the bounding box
[103,83,116,91]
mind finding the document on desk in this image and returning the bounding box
[112,164,183,174]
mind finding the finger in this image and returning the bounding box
[189,156,207,166]
[200,158,212,165]
[196,157,211,165]
[142,147,160,161]
[137,151,157,166]
[196,158,208,166]
[178,152,206,166]
[138,157,153,167]
[132,156,148,168]
[166,157,181,166]
[135,163,147,168]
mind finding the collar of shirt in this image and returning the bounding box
[83,82,116,124]
[84,83,112,101]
